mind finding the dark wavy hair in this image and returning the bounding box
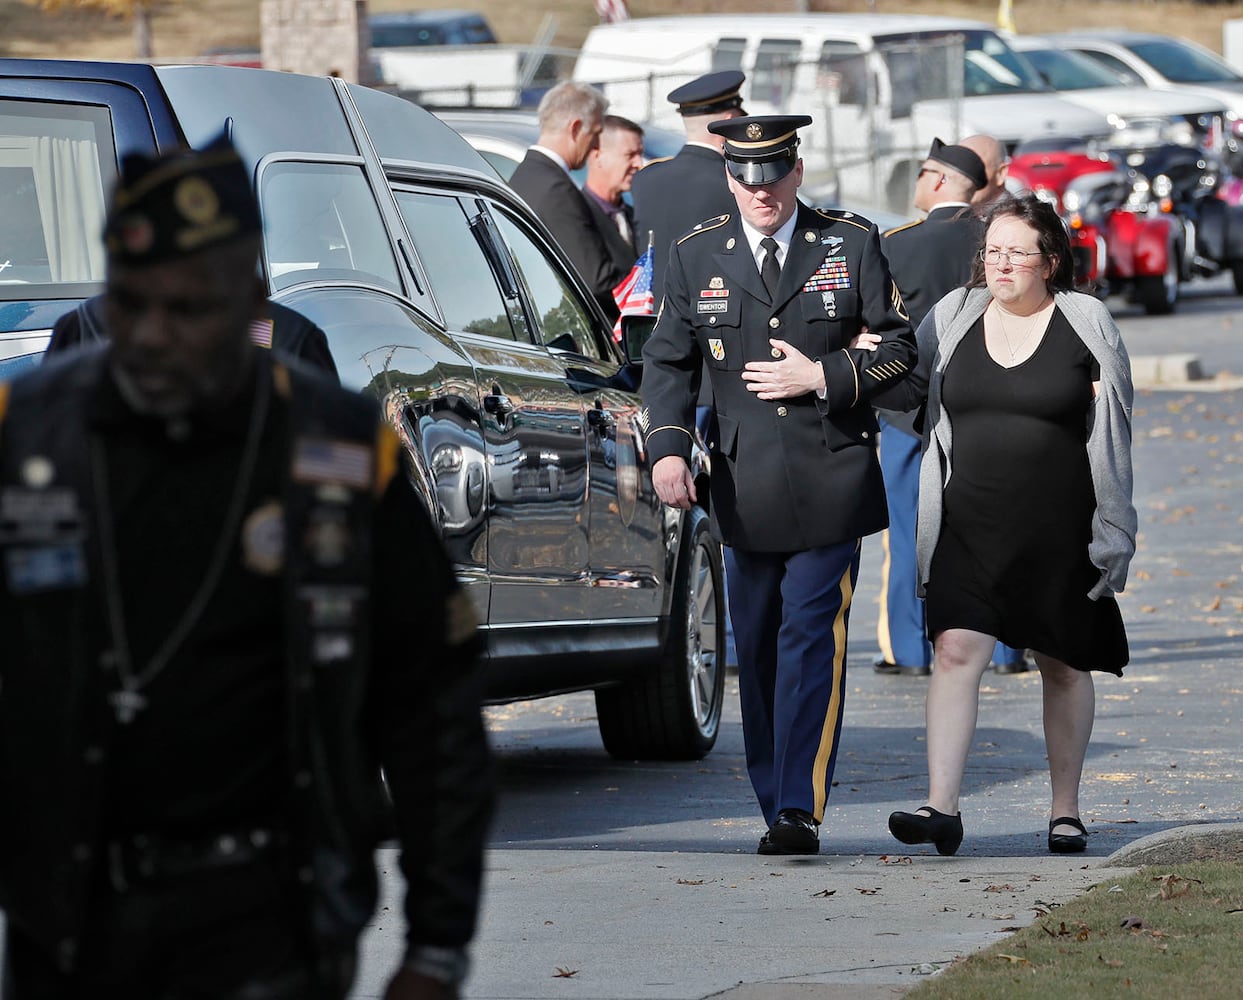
[968,194,1075,292]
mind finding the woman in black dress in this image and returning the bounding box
[877,195,1137,856]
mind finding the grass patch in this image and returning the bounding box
[906,862,1243,1000]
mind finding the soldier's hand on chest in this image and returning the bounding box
[741,339,826,400]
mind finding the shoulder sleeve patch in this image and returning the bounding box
[374,423,401,498]
[676,213,732,245]
[272,362,292,400]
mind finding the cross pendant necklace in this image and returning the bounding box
[91,371,270,724]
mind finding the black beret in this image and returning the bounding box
[708,114,812,185]
[104,132,261,265]
[667,70,746,116]
[926,137,988,191]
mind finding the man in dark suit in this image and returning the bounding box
[874,138,988,678]
[642,115,917,855]
[508,81,627,319]
[582,114,645,276]
[631,70,747,306]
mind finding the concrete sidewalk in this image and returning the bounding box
[352,825,1240,1000]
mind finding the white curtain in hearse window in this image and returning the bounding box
[0,111,109,285]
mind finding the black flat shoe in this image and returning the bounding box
[1048,816,1088,854]
[758,808,820,855]
[888,806,963,856]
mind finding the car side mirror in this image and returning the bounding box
[621,314,657,365]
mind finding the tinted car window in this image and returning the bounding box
[0,100,114,291]
[1126,38,1243,84]
[259,161,400,293]
[394,190,516,340]
[712,37,747,73]
[819,41,869,106]
[493,208,605,359]
[1073,50,1144,87]
[753,38,802,105]
[1021,48,1130,90]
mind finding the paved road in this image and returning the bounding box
[352,285,1243,999]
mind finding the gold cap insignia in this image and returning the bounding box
[745,122,763,140]
[174,175,220,225]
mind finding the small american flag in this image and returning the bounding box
[594,0,629,24]
[611,244,654,342]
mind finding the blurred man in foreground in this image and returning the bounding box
[0,137,492,999]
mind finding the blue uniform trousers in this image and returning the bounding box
[724,540,859,828]
[876,417,932,669]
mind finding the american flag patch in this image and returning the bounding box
[293,438,372,489]
[248,318,275,349]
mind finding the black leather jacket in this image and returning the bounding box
[0,347,492,972]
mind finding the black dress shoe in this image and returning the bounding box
[758,809,819,855]
[873,657,930,677]
[888,806,963,856]
[1048,816,1088,854]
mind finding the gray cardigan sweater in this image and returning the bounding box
[873,286,1137,600]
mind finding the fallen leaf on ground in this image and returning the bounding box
[676,879,705,886]
[984,884,1016,892]
[855,887,880,895]
[879,855,912,865]
[1099,956,1124,968]
[1120,915,1146,929]
[553,967,579,978]
[811,888,837,898]
[996,954,1030,965]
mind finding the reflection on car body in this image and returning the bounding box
[0,57,726,760]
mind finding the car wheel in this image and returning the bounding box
[595,506,726,761]
[1231,260,1243,295]
[1136,243,1180,315]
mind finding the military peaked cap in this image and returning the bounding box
[667,70,747,117]
[925,137,988,191]
[708,114,812,185]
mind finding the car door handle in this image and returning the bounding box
[484,393,515,422]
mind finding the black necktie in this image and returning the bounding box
[760,236,781,301]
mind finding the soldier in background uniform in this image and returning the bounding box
[873,138,988,678]
[631,70,747,308]
[642,115,916,855]
[0,137,492,999]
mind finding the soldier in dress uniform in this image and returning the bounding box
[0,137,492,998]
[874,138,988,678]
[631,69,747,307]
[641,114,917,855]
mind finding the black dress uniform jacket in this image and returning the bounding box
[509,149,628,320]
[631,143,733,305]
[878,203,982,436]
[0,347,491,974]
[642,204,917,552]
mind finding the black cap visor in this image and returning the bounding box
[725,147,797,185]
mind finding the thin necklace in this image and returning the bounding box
[91,367,271,724]
[993,296,1049,362]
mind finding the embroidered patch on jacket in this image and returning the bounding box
[708,338,725,361]
[248,318,275,349]
[697,300,728,314]
[293,438,372,489]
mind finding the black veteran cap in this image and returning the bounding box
[667,70,746,117]
[709,114,812,185]
[925,137,988,191]
[104,133,261,265]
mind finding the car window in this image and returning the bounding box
[1021,48,1130,90]
[1126,38,1243,85]
[260,161,401,293]
[393,190,517,340]
[712,37,747,73]
[753,38,802,105]
[1074,50,1145,86]
[819,41,869,106]
[492,208,608,360]
[0,100,114,292]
